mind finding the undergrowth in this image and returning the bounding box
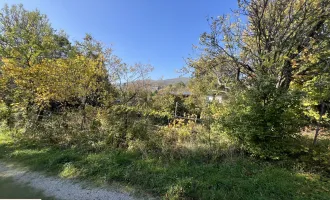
[0,132,329,200]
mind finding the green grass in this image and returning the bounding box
[0,133,329,200]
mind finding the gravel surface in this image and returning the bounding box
[0,162,135,200]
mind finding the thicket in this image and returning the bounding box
[0,2,330,198]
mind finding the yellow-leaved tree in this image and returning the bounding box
[1,54,108,107]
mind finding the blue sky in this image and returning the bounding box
[0,0,238,79]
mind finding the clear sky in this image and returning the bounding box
[0,0,238,79]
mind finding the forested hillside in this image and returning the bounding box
[0,1,330,199]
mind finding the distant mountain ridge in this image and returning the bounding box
[149,77,190,86]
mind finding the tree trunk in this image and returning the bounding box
[236,67,240,81]
[37,107,44,122]
[118,111,128,148]
[313,102,325,145]
[80,98,87,130]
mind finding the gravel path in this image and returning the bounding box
[0,162,135,200]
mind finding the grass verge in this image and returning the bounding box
[0,133,329,200]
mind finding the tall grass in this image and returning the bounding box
[1,131,330,200]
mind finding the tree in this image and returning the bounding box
[189,0,330,158]
[0,4,73,124]
[0,5,116,128]
[296,60,330,145]
[197,0,330,89]
[0,4,71,68]
[218,76,306,159]
[108,59,154,147]
[1,54,108,108]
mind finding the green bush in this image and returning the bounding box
[217,77,307,159]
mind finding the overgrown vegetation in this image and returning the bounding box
[0,1,330,199]
[1,132,330,200]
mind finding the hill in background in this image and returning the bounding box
[149,77,190,87]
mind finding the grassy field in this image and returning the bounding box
[0,133,329,200]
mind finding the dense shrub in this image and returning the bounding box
[216,78,307,159]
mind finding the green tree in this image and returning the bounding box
[296,62,330,145]
[190,0,330,157]
[218,77,306,159]
[0,4,73,124]
[198,0,329,89]
[0,4,71,68]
